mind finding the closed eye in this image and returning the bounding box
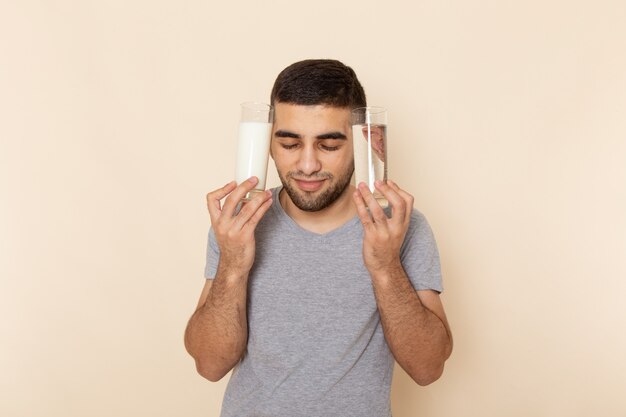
[319,138,343,151]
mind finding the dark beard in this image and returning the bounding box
[278,163,354,212]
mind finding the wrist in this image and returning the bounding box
[215,262,250,286]
[367,258,404,282]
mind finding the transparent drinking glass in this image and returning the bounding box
[351,106,388,207]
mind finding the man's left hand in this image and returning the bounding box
[352,180,415,274]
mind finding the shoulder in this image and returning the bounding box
[401,208,443,291]
[408,208,434,234]
[268,186,283,210]
[402,208,438,250]
[250,186,282,233]
[409,207,428,224]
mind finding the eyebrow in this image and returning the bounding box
[274,130,301,139]
[317,132,347,140]
[274,130,347,140]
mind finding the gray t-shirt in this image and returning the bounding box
[204,186,442,417]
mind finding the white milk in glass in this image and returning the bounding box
[352,123,388,206]
[235,121,272,191]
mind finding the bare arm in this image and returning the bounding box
[184,272,249,381]
[353,180,453,386]
[184,178,272,382]
[369,265,452,385]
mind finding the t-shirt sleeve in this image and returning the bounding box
[400,209,443,293]
[204,227,220,280]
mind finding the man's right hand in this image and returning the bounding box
[206,177,273,278]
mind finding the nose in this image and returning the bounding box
[296,144,322,176]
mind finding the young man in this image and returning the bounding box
[185,59,452,417]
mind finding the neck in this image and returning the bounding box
[279,185,357,234]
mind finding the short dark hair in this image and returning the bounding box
[270,59,366,108]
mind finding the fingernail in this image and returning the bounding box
[375,180,383,187]
[248,176,258,183]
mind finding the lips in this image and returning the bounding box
[294,179,325,192]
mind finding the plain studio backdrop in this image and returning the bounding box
[1,1,625,416]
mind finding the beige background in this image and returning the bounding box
[1,0,625,416]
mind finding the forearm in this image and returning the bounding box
[184,269,249,381]
[370,261,452,385]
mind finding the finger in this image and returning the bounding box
[242,192,274,234]
[357,182,388,226]
[388,180,414,224]
[352,189,374,230]
[206,181,237,222]
[374,180,406,224]
[221,177,260,217]
[232,189,272,231]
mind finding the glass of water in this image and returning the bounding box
[351,106,388,207]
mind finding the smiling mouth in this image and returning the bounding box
[294,179,326,192]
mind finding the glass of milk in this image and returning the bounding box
[351,107,388,207]
[235,102,274,201]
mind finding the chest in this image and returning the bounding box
[247,230,377,341]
